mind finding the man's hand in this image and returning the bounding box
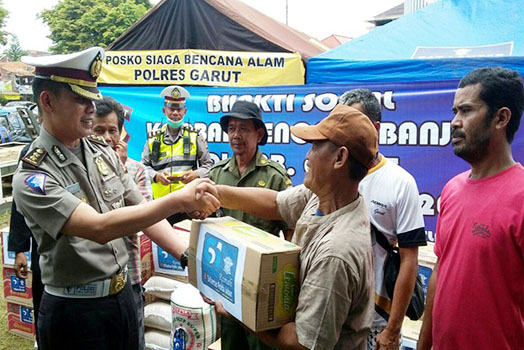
[177,178,220,216]
[154,171,172,185]
[14,252,29,279]
[188,210,210,220]
[181,170,199,184]
[375,327,400,350]
[115,141,128,164]
[201,295,231,318]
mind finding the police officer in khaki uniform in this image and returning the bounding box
[13,47,219,350]
[209,100,292,350]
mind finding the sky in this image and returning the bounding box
[2,0,402,52]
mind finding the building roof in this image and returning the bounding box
[0,62,34,76]
[320,34,352,49]
[368,3,404,25]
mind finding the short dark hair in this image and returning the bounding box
[94,96,125,131]
[458,67,524,143]
[32,78,65,109]
[339,88,382,122]
[326,141,368,181]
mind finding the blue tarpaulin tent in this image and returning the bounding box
[307,0,524,83]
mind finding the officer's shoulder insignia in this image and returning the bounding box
[52,145,67,163]
[257,180,266,187]
[22,148,46,167]
[211,158,230,169]
[148,128,163,138]
[285,178,292,186]
[183,124,198,134]
[86,134,108,146]
[25,173,47,195]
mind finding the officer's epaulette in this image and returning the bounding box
[211,157,230,169]
[86,134,108,146]
[22,148,47,167]
[182,124,199,134]
[148,128,164,139]
[266,158,291,179]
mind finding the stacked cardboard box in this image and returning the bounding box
[7,301,35,340]
[1,228,36,340]
[138,232,153,284]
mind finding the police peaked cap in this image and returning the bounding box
[22,47,104,100]
[161,85,190,108]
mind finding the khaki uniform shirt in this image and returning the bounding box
[12,127,144,287]
[277,185,375,350]
[142,124,212,182]
[209,149,291,236]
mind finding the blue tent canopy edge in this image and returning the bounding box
[307,0,524,83]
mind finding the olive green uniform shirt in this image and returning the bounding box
[12,127,144,287]
[209,149,291,236]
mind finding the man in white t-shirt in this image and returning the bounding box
[341,89,427,350]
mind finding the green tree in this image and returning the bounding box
[4,34,28,61]
[0,0,9,46]
[40,0,151,53]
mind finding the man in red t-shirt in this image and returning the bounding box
[418,67,524,350]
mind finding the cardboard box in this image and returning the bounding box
[139,232,153,284]
[152,227,190,282]
[3,266,33,307]
[418,242,437,266]
[7,301,35,340]
[1,230,32,268]
[189,217,301,332]
[401,317,422,349]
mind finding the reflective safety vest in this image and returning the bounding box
[148,125,198,198]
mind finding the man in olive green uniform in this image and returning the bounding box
[13,47,219,350]
[209,100,292,350]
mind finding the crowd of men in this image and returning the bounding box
[7,46,524,350]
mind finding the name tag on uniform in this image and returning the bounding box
[63,285,98,297]
[65,182,81,195]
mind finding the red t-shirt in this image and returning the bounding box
[434,163,524,350]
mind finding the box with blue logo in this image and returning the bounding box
[188,217,301,332]
[151,224,190,282]
[3,266,33,307]
[2,230,32,267]
[7,301,35,340]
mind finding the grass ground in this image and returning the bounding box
[0,210,34,350]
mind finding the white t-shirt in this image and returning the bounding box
[358,156,426,326]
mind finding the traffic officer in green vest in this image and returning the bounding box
[142,86,213,206]
[209,100,293,350]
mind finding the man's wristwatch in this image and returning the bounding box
[180,249,189,269]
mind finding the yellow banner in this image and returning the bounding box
[99,49,305,87]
